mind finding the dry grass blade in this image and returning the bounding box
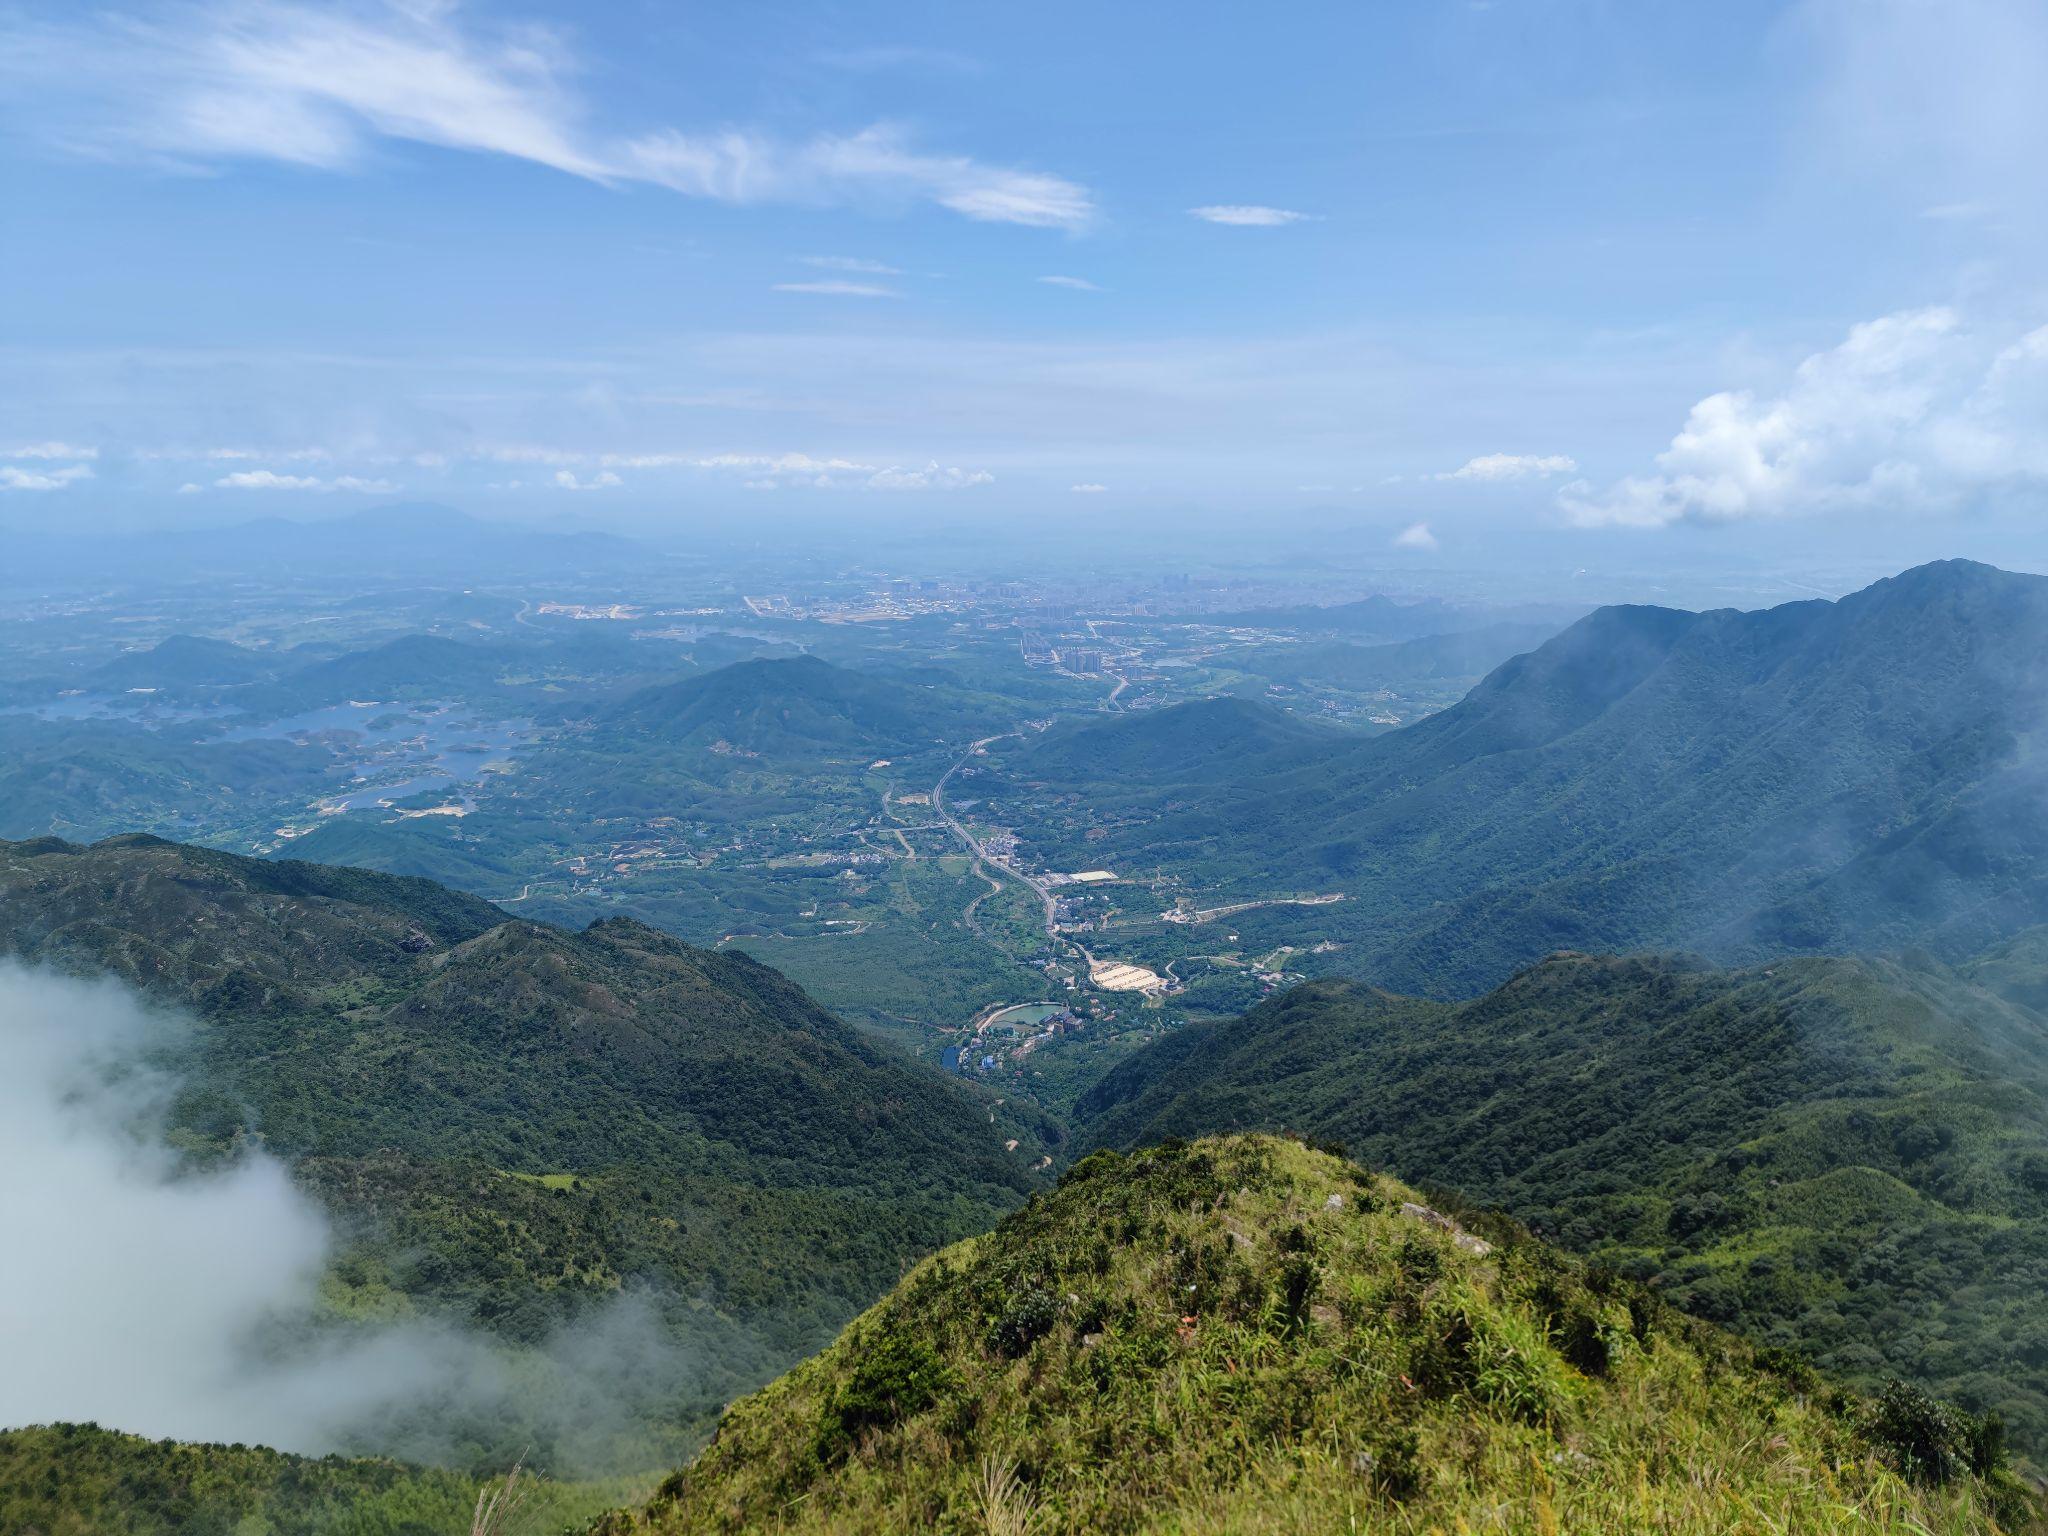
[978,1453,1041,1536]
[472,1458,532,1536]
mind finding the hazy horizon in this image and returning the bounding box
[6,0,2048,591]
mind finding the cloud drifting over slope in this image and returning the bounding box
[0,964,705,1469]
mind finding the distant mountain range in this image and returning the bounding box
[1013,560,2048,994]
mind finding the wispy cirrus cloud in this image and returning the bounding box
[1037,274,1101,291]
[772,280,899,298]
[1189,204,1315,227]
[3,2,1094,230]
[467,446,995,493]
[6,441,98,460]
[800,256,901,275]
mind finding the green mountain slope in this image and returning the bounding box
[0,719,335,841]
[594,1135,2032,1535]
[0,834,1033,1449]
[1016,695,1332,785]
[1020,560,2048,995]
[87,633,283,691]
[602,654,998,761]
[0,1422,615,1536]
[1241,620,1565,691]
[1074,950,2048,1455]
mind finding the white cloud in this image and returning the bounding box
[0,463,93,492]
[6,441,98,460]
[1559,305,2048,527]
[551,469,621,491]
[866,461,994,490]
[1038,275,1101,291]
[1069,482,1107,493]
[212,469,395,492]
[1189,205,1314,227]
[1392,521,1438,550]
[693,452,875,474]
[1440,452,1578,482]
[177,481,202,494]
[772,281,899,298]
[205,445,332,461]
[9,4,1094,230]
[800,256,901,274]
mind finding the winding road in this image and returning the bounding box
[932,733,1097,974]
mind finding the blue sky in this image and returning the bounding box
[3,0,2046,570]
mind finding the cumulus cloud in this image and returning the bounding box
[213,469,396,492]
[1038,275,1101,291]
[0,963,722,1473]
[866,461,994,490]
[771,280,899,298]
[1188,204,1314,226]
[0,463,93,491]
[551,468,622,491]
[1438,452,1577,482]
[1560,306,2048,526]
[1392,521,1438,550]
[1,4,1094,230]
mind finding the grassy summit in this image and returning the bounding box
[1077,951,2048,1458]
[595,1135,2034,1535]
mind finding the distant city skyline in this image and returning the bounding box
[4,0,2047,574]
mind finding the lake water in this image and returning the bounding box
[217,701,532,814]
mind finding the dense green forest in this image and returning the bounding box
[599,1135,2032,1535]
[0,1423,621,1536]
[1076,948,2048,1457]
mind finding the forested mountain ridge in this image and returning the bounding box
[597,1135,2033,1535]
[1012,559,2048,995]
[0,833,1035,1429]
[600,653,1000,760]
[1013,693,1333,784]
[1075,946,2048,1456]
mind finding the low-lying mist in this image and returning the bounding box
[0,963,725,1475]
